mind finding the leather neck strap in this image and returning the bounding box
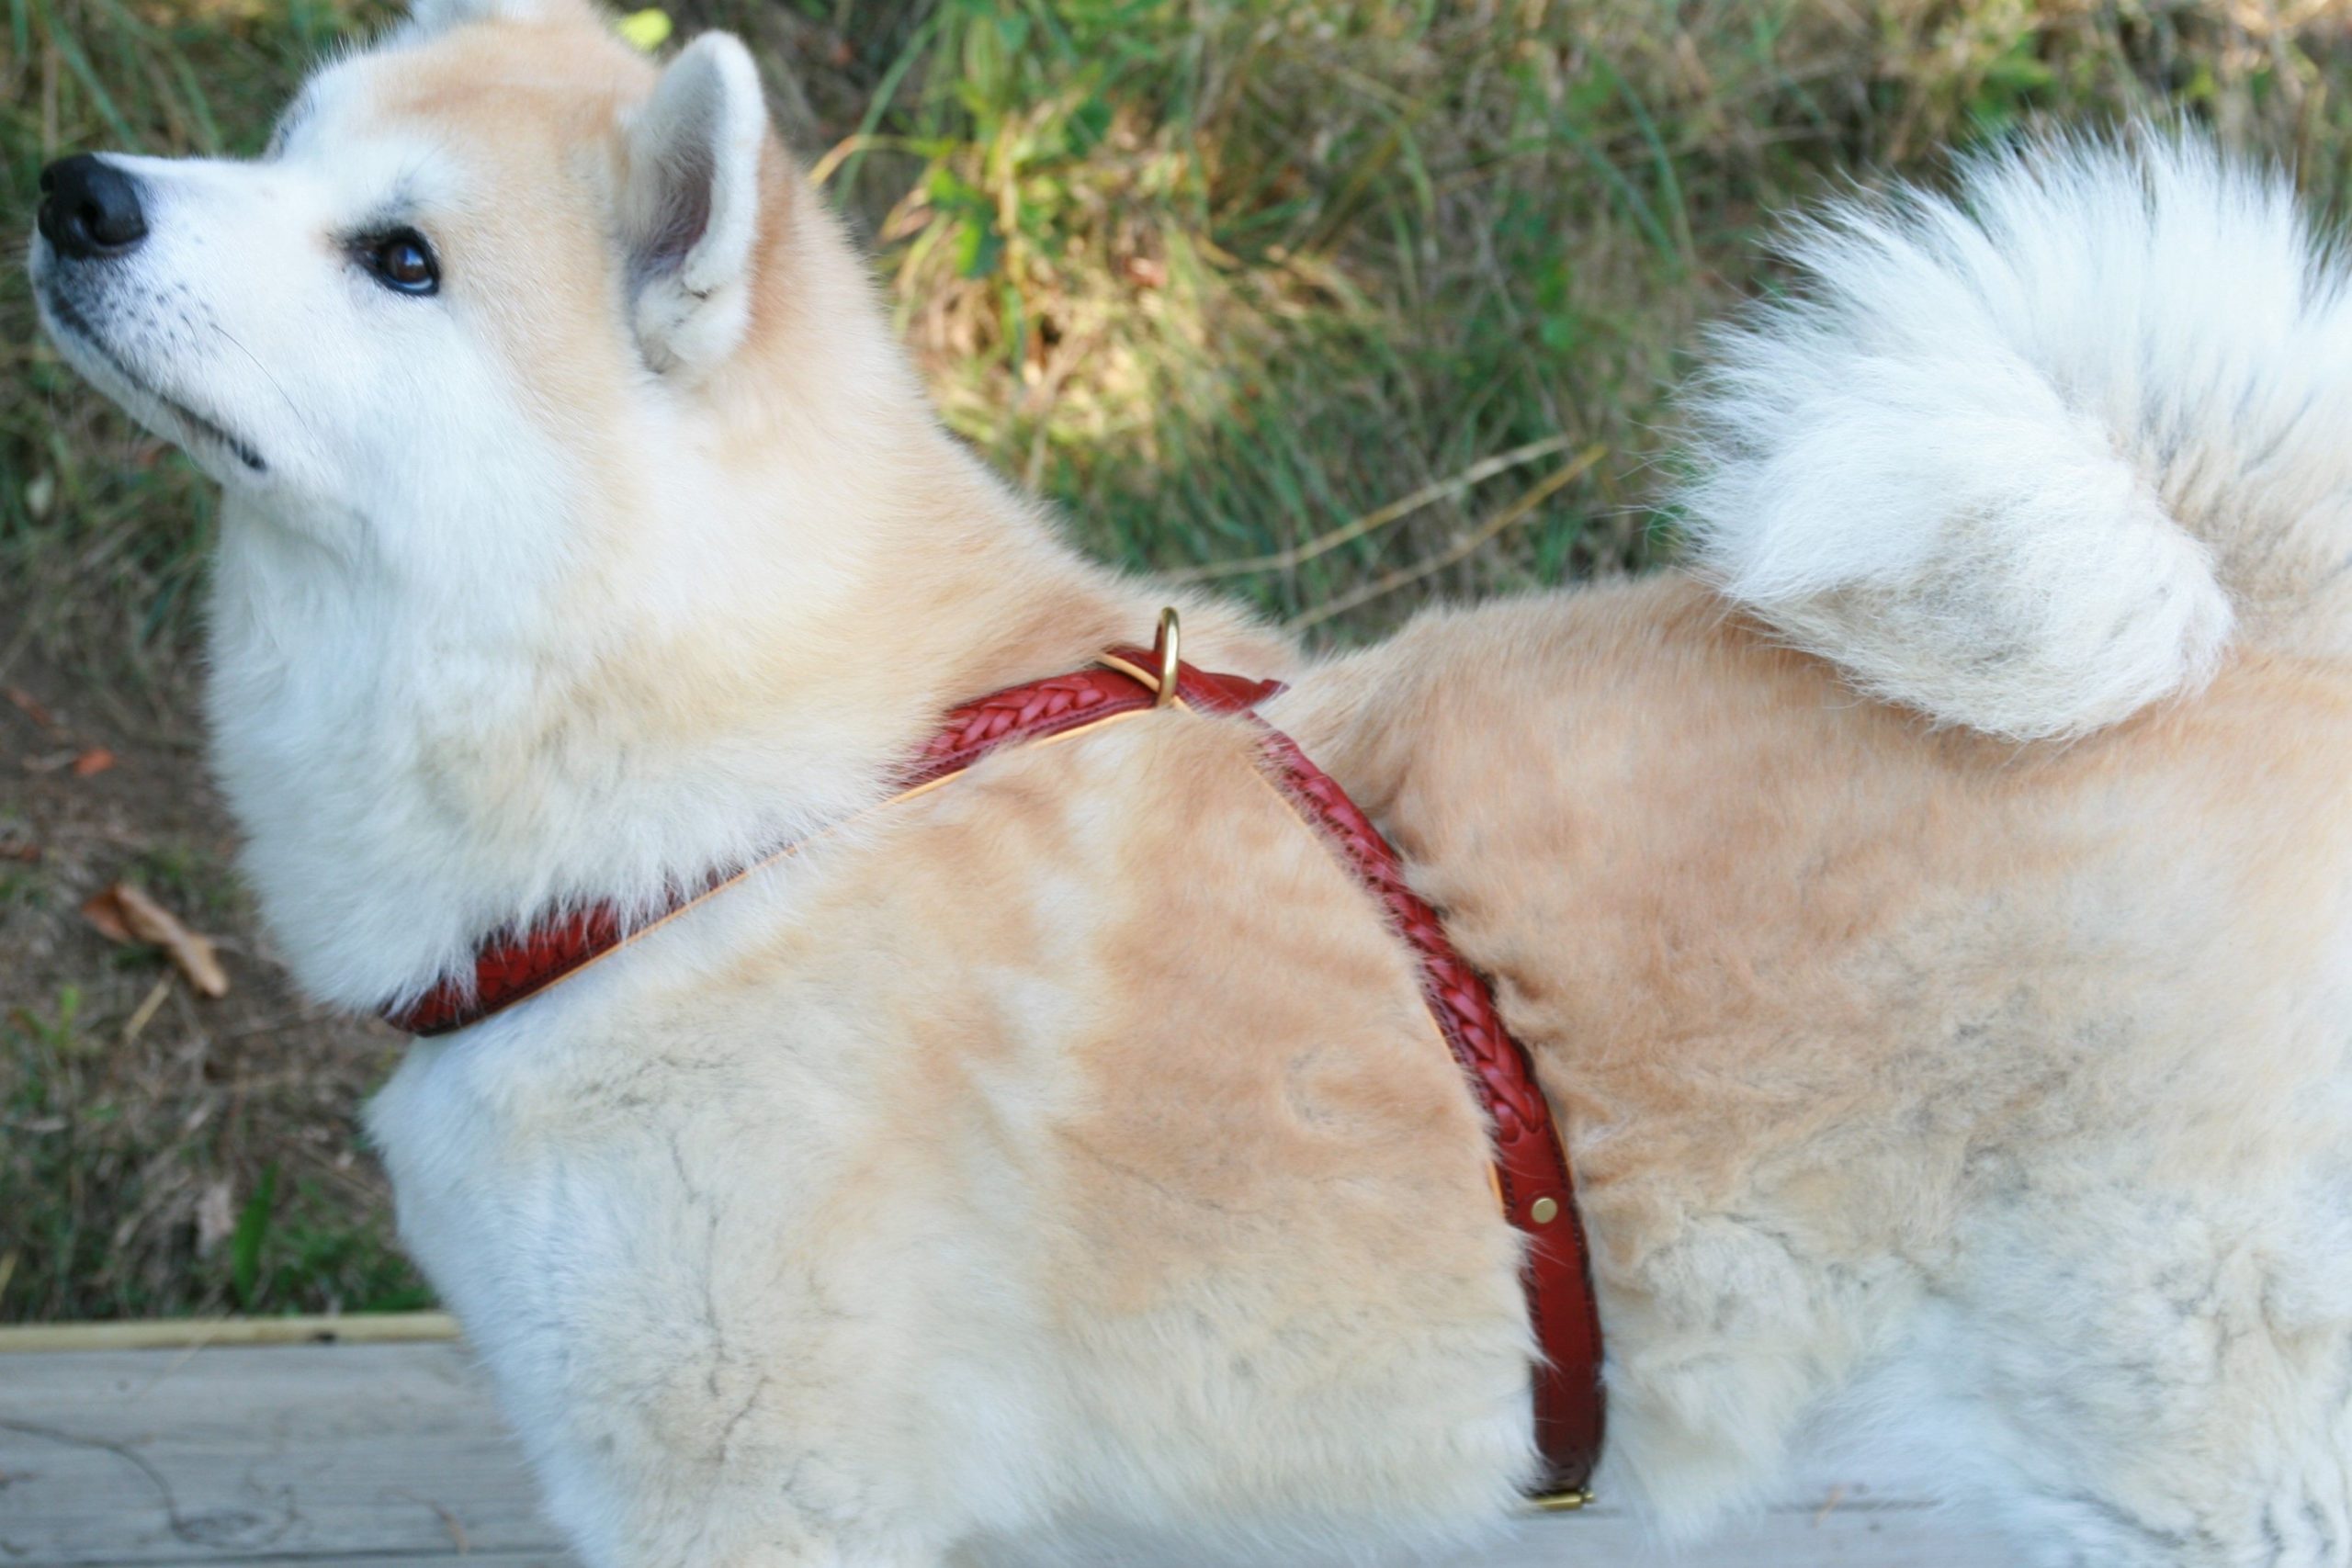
[380,642,1605,1501]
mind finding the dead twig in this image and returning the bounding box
[1166,434,1577,582]
[1288,444,1605,631]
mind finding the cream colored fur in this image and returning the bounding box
[27,1,2352,1563]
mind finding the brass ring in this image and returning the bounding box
[1154,606,1181,709]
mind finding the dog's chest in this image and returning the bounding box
[364,709,1538,1539]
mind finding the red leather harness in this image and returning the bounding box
[380,632,1606,1503]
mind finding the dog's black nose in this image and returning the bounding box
[38,154,148,260]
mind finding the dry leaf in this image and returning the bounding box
[0,840,38,863]
[81,886,133,943]
[82,881,232,998]
[73,747,116,778]
[113,883,232,998]
[3,687,56,730]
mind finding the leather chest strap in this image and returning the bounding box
[381,641,1605,1500]
[1104,646,1606,1501]
[381,662,1279,1038]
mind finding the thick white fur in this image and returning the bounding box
[30,13,1047,1015]
[28,7,2352,1563]
[1682,135,2352,739]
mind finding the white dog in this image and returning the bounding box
[29,1,2352,1563]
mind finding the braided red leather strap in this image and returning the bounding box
[382,664,1282,1037]
[1109,648,1606,1498]
[1256,721,1604,1495]
[380,645,1605,1496]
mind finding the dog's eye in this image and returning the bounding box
[364,230,439,296]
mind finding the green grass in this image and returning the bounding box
[15,1,2352,662]
[0,987,409,1319]
[749,0,2352,637]
[2,972,427,1320]
[5,0,2352,1318]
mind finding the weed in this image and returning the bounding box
[0,980,424,1320]
[710,0,2352,637]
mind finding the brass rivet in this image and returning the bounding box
[1529,1196,1559,1225]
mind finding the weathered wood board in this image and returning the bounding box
[0,1341,2009,1566]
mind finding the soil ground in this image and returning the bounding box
[0,626,423,1322]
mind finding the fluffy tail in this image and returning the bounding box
[1679,132,2352,740]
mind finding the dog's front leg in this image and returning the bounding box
[483,1231,975,1568]
[533,1435,958,1568]
[372,1058,975,1568]
[590,1518,948,1568]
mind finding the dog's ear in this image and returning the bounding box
[617,33,769,379]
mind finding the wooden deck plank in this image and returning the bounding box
[0,1341,2008,1565]
[1,1343,550,1565]
[74,1557,570,1568]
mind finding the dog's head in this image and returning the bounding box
[27,0,848,564]
[22,0,1190,1011]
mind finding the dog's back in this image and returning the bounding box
[1283,138,2352,1557]
[1286,570,2352,1552]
